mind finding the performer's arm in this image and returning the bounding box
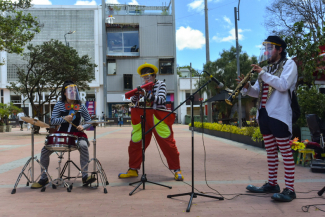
[242,80,260,98]
[259,59,298,92]
[149,82,166,106]
[50,102,68,125]
[80,105,92,130]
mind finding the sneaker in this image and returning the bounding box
[174,170,184,181]
[118,169,138,178]
[31,178,49,189]
[82,174,97,186]
[271,188,296,202]
[246,182,280,193]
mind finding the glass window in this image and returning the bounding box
[124,74,133,90]
[159,59,174,74]
[107,31,139,54]
[186,93,201,105]
[107,59,116,75]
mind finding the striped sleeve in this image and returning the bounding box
[50,102,67,125]
[153,81,166,106]
[80,105,92,130]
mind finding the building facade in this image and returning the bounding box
[0,1,178,122]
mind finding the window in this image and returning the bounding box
[0,89,3,103]
[107,30,139,56]
[159,58,174,74]
[107,59,116,75]
[123,74,133,90]
[186,93,201,105]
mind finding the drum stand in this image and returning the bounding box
[41,152,71,192]
[60,151,81,180]
[69,125,109,193]
[11,125,53,194]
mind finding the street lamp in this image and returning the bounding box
[64,31,76,47]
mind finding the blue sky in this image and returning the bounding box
[27,0,270,70]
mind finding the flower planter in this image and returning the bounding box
[5,125,12,132]
[191,127,264,148]
[0,125,6,132]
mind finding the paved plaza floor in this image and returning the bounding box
[0,125,325,217]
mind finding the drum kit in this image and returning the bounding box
[11,117,109,194]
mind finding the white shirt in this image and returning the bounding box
[17,112,25,121]
[242,59,298,134]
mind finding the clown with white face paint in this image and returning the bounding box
[31,81,96,189]
[238,36,298,202]
[118,63,184,181]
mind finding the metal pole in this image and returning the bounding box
[102,0,108,116]
[205,0,212,123]
[190,63,192,118]
[31,126,34,182]
[234,3,242,128]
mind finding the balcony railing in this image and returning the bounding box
[106,3,171,16]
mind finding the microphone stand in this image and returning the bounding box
[145,76,224,212]
[129,88,172,196]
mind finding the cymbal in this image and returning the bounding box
[85,120,109,126]
[21,117,50,128]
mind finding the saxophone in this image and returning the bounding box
[225,60,268,106]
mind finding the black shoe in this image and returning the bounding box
[82,174,97,186]
[31,178,49,189]
[246,182,280,193]
[271,188,296,202]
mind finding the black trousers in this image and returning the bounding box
[258,108,290,138]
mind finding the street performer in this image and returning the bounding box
[238,36,298,202]
[118,63,184,181]
[31,80,96,188]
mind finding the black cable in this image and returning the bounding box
[302,204,325,212]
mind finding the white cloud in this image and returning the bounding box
[188,0,204,12]
[75,0,96,5]
[128,0,139,5]
[176,26,205,50]
[223,16,231,25]
[31,0,52,5]
[106,0,120,4]
[212,28,251,42]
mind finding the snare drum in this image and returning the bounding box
[45,133,79,152]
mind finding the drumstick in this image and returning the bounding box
[63,114,84,132]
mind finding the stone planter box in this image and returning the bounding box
[0,125,6,132]
[5,125,12,132]
[191,126,264,148]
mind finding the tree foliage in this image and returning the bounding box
[264,0,325,43]
[7,39,97,121]
[285,20,325,126]
[196,46,258,118]
[177,65,200,77]
[0,102,21,125]
[0,0,40,57]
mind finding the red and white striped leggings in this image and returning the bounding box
[263,134,295,191]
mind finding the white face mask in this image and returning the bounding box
[141,73,154,85]
[65,84,80,101]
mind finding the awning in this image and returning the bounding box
[204,90,231,103]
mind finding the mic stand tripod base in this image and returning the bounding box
[167,192,224,212]
[129,174,172,196]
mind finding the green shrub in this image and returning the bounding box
[191,122,261,141]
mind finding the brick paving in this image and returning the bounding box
[0,125,325,216]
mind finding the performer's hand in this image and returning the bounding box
[235,74,249,89]
[251,64,262,73]
[64,115,73,122]
[135,90,144,95]
[146,92,153,101]
[77,125,84,131]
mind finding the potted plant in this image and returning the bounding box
[290,137,306,164]
[0,103,21,132]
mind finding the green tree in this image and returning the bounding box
[264,0,325,42]
[177,65,200,77]
[196,46,258,119]
[6,39,97,129]
[0,0,40,60]
[285,20,325,125]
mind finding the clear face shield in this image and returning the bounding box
[65,84,80,101]
[259,42,280,63]
[140,73,155,85]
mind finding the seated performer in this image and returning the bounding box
[118,63,184,181]
[31,80,96,188]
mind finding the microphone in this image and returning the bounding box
[318,186,325,196]
[204,71,224,88]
